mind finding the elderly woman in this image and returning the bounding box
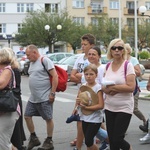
[0,48,19,150]
[102,39,135,150]
[125,43,147,129]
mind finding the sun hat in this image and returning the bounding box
[78,85,99,115]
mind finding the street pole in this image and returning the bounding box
[119,0,122,39]
[134,0,138,59]
[45,24,62,53]
[8,38,10,48]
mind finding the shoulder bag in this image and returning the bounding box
[0,69,18,112]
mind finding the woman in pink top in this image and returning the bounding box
[102,39,135,150]
[0,48,20,150]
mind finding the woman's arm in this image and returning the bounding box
[106,74,136,94]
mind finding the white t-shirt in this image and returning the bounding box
[73,54,89,87]
[78,83,103,123]
[28,56,54,103]
[104,61,135,114]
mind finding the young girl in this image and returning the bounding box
[76,64,104,150]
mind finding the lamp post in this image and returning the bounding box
[134,0,138,59]
[44,24,62,53]
[2,33,15,48]
[139,6,150,17]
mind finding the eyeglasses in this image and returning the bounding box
[111,46,124,51]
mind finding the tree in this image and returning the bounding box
[15,9,79,53]
[89,15,119,49]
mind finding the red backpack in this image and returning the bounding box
[41,57,68,92]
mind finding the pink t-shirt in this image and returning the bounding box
[104,61,135,114]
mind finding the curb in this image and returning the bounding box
[139,97,150,101]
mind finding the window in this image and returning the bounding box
[18,24,23,32]
[17,3,34,12]
[73,0,84,8]
[126,1,134,9]
[146,19,150,23]
[0,24,6,33]
[146,2,150,10]
[0,3,5,12]
[127,18,134,27]
[45,3,59,13]
[26,3,34,12]
[91,18,98,25]
[91,3,102,13]
[17,3,24,12]
[73,17,84,25]
[110,0,119,9]
[110,18,119,24]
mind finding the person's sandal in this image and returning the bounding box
[70,138,77,146]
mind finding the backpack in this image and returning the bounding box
[41,57,68,92]
[106,60,140,95]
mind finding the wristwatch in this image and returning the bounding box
[50,92,56,97]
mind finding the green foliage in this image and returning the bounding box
[15,9,84,52]
[139,51,150,59]
[131,52,135,57]
[89,15,119,47]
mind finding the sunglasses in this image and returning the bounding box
[111,46,124,51]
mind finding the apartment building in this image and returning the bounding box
[67,0,150,26]
[0,0,150,53]
[0,0,66,53]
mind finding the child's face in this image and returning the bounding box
[84,69,97,84]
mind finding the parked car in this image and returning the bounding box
[17,55,29,74]
[23,59,30,75]
[45,52,74,64]
[56,54,109,81]
[23,53,74,75]
[55,54,83,80]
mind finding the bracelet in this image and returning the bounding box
[50,92,56,97]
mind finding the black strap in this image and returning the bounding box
[41,57,50,76]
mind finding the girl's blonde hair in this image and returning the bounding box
[84,64,98,74]
[107,38,127,60]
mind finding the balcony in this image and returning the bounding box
[87,6,107,15]
[124,7,138,15]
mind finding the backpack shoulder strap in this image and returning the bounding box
[106,62,111,71]
[41,57,50,76]
[124,60,129,79]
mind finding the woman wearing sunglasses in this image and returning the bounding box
[102,39,136,150]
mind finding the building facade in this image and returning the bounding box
[0,0,66,54]
[0,0,150,54]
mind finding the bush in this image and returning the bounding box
[139,51,150,59]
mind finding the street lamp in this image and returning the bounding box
[139,6,150,17]
[44,24,62,53]
[2,33,15,48]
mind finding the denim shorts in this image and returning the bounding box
[24,101,53,120]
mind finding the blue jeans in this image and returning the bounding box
[96,127,108,141]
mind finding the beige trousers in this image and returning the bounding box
[0,111,19,150]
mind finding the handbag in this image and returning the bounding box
[0,69,18,112]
